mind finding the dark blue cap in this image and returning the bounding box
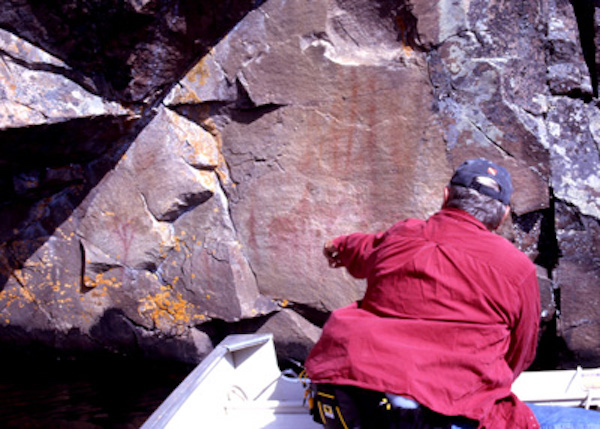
[450,158,513,205]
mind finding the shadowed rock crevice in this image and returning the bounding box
[570,0,598,98]
[533,192,561,276]
[0,115,136,174]
[394,1,424,50]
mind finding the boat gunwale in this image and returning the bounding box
[141,333,274,428]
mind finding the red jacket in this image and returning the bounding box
[305,208,540,428]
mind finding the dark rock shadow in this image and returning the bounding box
[0,0,258,103]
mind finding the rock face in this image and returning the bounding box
[0,0,599,367]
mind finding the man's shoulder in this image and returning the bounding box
[477,231,536,275]
[388,217,426,233]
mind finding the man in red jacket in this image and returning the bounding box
[305,158,598,428]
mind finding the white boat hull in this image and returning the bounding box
[142,334,600,428]
[142,334,319,428]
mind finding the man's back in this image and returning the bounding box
[306,208,540,427]
[363,208,536,328]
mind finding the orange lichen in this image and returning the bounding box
[83,272,122,289]
[171,56,211,104]
[187,56,210,85]
[0,284,36,310]
[201,118,230,184]
[13,269,30,286]
[138,287,194,329]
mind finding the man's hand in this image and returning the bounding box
[324,241,343,268]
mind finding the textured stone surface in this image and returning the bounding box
[426,0,550,215]
[555,202,600,365]
[0,0,599,367]
[194,0,451,310]
[257,308,323,361]
[0,28,130,129]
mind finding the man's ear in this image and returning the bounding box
[442,186,449,207]
[495,205,511,230]
[502,205,511,223]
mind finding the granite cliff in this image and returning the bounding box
[0,0,599,367]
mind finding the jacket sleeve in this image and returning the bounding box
[505,268,541,379]
[333,231,384,279]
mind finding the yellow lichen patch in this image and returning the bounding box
[187,55,210,86]
[90,289,107,298]
[174,240,181,252]
[201,118,231,185]
[83,272,122,289]
[55,228,73,241]
[0,284,36,310]
[172,232,188,253]
[12,269,32,287]
[138,287,194,330]
[20,285,35,303]
[166,108,219,168]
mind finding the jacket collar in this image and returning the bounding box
[436,207,488,231]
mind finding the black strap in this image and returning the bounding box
[314,384,478,429]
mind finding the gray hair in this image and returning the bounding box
[444,184,508,230]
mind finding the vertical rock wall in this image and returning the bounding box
[0,0,598,366]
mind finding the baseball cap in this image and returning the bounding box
[450,158,513,205]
